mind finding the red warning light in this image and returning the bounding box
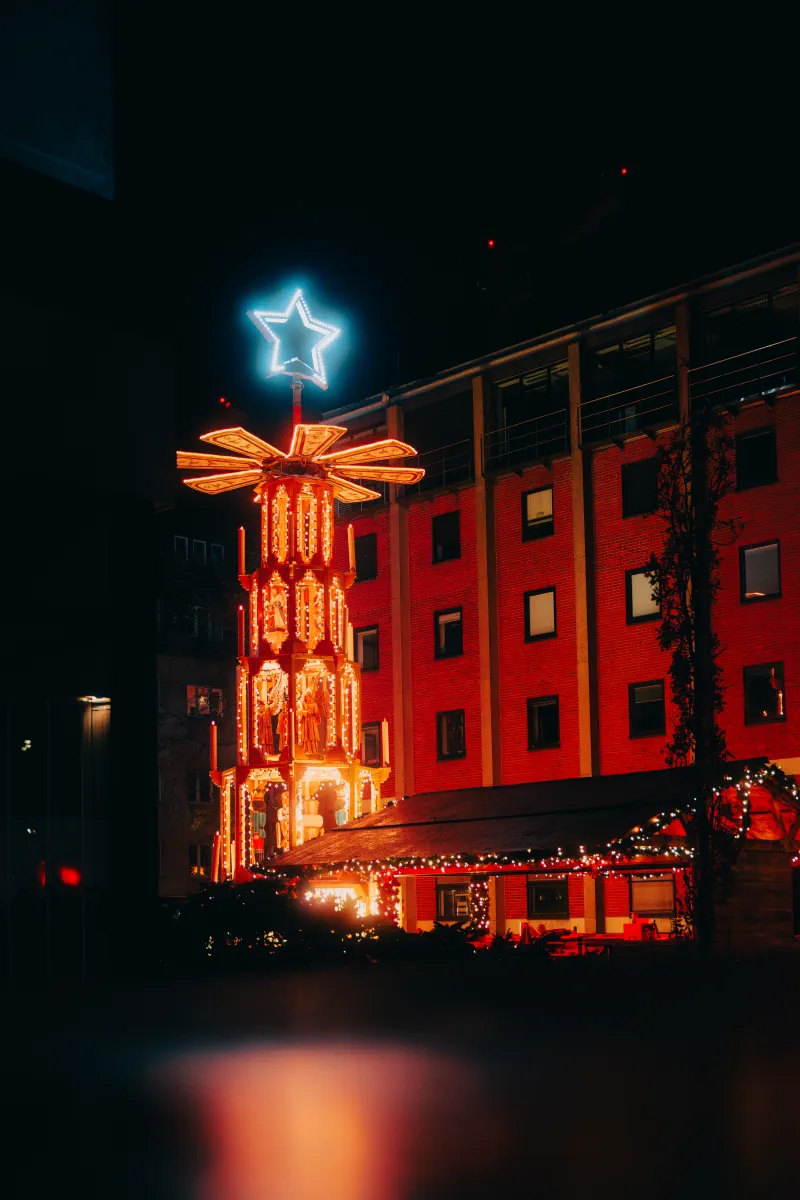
[487,239,495,248]
[219,397,231,408]
[621,167,628,176]
[59,866,81,887]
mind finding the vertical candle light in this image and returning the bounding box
[238,525,245,575]
[238,604,245,657]
[210,720,218,771]
[348,523,356,573]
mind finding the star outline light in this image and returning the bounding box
[247,289,340,389]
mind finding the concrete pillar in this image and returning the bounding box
[387,402,414,798]
[583,874,605,934]
[676,302,690,422]
[472,375,501,785]
[568,342,597,776]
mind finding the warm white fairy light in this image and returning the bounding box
[321,488,333,563]
[271,484,289,561]
[296,482,319,563]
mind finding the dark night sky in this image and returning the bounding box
[3,10,798,451]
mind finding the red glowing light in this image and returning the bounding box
[219,397,231,408]
[487,239,495,248]
[621,167,628,176]
[36,861,47,887]
[59,866,81,887]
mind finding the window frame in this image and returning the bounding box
[361,720,382,766]
[436,708,466,761]
[437,882,471,921]
[354,624,380,672]
[630,875,675,917]
[526,695,560,751]
[524,587,557,643]
[621,458,659,519]
[210,542,225,569]
[354,532,378,582]
[736,426,778,491]
[174,534,189,561]
[434,606,464,659]
[628,679,666,739]
[521,486,554,542]
[432,510,461,564]
[526,877,569,919]
[192,538,207,566]
[739,540,781,604]
[625,567,661,624]
[743,661,786,725]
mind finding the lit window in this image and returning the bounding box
[527,878,568,918]
[740,541,781,601]
[522,487,554,541]
[432,511,461,563]
[174,535,188,561]
[361,721,381,766]
[628,680,666,738]
[626,568,660,623]
[437,709,466,760]
[736,427,777,490]
[355,626,379,671]
[631,876,674,916]
[437,883,470,920]
[210,543,225,568]
[744,662,786,724]
[187,685,224,717]
[435,608,463,658]
[621,458,659,518]
[192,539,207,566]
[527,696,559,749]
[524,588,556,641]
[355,533,378,582]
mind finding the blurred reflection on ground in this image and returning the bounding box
[3,955,799,1198]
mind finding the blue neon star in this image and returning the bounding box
[247,290,340,389]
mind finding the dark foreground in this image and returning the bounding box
[4,951,798,1199]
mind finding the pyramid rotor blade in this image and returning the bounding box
[200,427,286,460]
[328,474,383,503]
[182,470,263,495]
[177,451,262,471]
[318,438,418,465]
[288,424,348,459]
[333,465,425,485]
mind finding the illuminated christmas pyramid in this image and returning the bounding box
[176,295,423,876]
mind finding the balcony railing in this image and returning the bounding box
[334,479,389,520]
[580,375,677,445]
[482,408,569,475]
[689,336,798,412]
[403,439,474,497]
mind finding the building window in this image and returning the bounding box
[628,680,666,738]
[437,709,466,760]
[190,606,211,641]
[626,568,660,623]
[522,487,554,541]
[432,511,461,563]
[355,626,379,671]
[187,770,210,803]
[210,542,225,568]
[736,427,777,490]
[434,608,463,658]
[187,685,224,718]
[740,541,781,602]
[630,875,675,917]
[744,662,786,724]
[437,883,470,921]
[192,539,207,566]
[361,721,382,766]
[527,878,569,918]
[174,535,188,561]
[189,844,212,876]
[621,458,659,518]
[355,533,378,581]
[527,696,560,750]
[524,588,556,641]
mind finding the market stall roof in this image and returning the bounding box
[273,764,719,868]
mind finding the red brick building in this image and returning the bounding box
[325,244,800,796]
